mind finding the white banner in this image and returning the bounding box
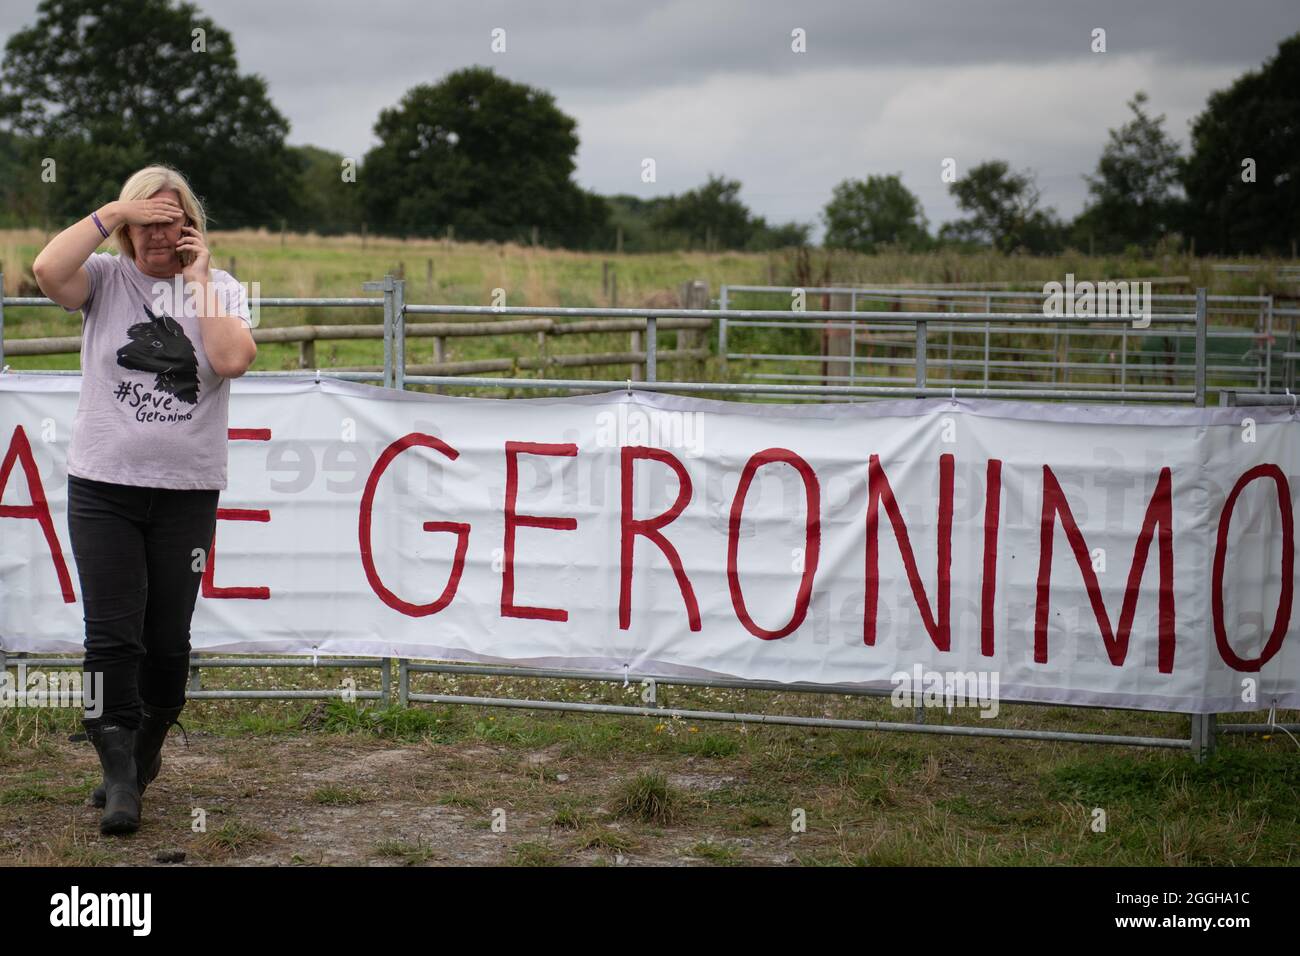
[2,373,1297,714]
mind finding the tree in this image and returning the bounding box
[602,182,805,251]
[1183,33,1300,255]
[650,174,754,250]
[821,173,929,252]
[604,194,674,251]
[0,128,34,226]
[0,0,299,227]
[285,144,365,235]
[745,217,810,251]
[360,66,609,245]
[642,173,806,250]
[940,160,1064,253]
[1075,92,1184,252]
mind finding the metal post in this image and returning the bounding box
[629,328,642,381]
[1052,322,1060,385]
[382,278,393,390]
[1194,287,1208,407]
[1120,323,1128,395]
[646,315,657,382]
[915,320,927,391]
[849,291,857,386]
[1190,713,1217,763]
[1264,294,1273,393]
[398,658,409,707]
[363,275,396,389]
[946,302,954,380]
[1289,306,1297,392]
[361,275,403,705]
[0,269,6,369]
[983,294,991,387]
[393,278,406,391]
[1062,321,1070,385]
[718,285,729,377]
[849,322,856,386]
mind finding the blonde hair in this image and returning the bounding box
[112,164,207,260]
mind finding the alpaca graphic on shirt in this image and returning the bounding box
[115,304,200,405]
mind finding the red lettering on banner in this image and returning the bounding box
[203,427,274,599]
[981,458,1003,657]
[620,446,700,631]
[1034,465,1175,671]
[359,432,469,616]
[727,448,821,640]
[0,425,75,602]
[865,454,954,650]
[203,509,271,599]
[1212,464,1294,671]
[502,441,578,622]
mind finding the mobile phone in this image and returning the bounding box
[177,216,196,267]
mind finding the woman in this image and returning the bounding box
[32,164,257,835]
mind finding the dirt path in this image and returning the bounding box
[3,730,807,866]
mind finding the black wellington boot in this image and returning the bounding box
[91,700,186,808]
[134,699,186,796]
[83,719,141,835]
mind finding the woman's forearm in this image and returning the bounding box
[193,278,258,377]
[32,201,124,283]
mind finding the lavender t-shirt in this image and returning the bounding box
[63,252,252,490]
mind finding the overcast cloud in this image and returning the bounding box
[2,0,1296,236]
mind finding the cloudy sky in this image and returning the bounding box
[2,0,1296,237]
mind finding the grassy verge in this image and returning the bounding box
[1,658,1295,866]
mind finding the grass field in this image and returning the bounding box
[0,663,1296,866]
[3,229,1295,397]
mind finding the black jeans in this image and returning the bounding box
[66,473,220,729]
